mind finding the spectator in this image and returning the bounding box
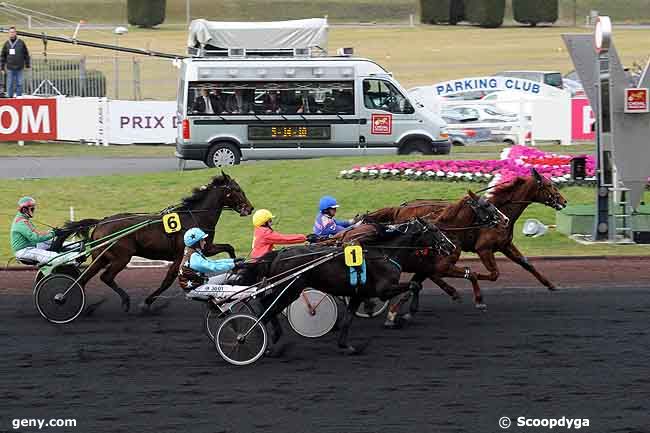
[297,90,318,114]
[1,26,30,97]
[225,88,254,114]
[262,90,282,114]
[192,88,223,114]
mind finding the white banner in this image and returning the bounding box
[107,100,178,144]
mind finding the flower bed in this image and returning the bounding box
[340,145,598,188]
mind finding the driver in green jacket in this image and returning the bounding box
[10,196,57,265]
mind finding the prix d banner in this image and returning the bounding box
[0,98,57,141]
[107,100,178,144]
[571,97,595,141]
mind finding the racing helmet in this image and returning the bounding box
[319,196,339,212]
[184,227,208,247]
[252,209,274,227]
[17,196,36,212]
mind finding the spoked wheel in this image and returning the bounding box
[215,313,268,366]
[345,296,390,318]
[34,274,85,324]
[205,300,256,343]
[287,289,338,338]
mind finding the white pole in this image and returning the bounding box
[18,140,25,146]
[409,14,415,27]
[114,35,119,100]
[27,15,32,29]
[186,0,191,27]
[69,207,75,222]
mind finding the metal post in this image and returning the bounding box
[79,55,87,97]
[27,15,32,29]
[114,35,119,99]
[186,0,191,27]
[133,57,141,100]
[409,14,414,27]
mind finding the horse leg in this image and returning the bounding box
[78,255,110,315]
[475,249,500,282]
[98,255,132,312]
[502,243,557,290]
[406,273,426,316]
[141,257,182,312]
[384,292,410,329]
[429,275,462,303]
[338,295,363,354]
[444,265,486,310]
[203,243,236,259]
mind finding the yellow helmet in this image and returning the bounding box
[252,209,274,227]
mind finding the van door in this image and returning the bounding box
[358,78,419,154]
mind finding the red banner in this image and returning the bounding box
[0,98,57,141]
[571,97,595,141]
[371,113,392,135]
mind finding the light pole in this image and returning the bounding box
[113,26,128,99]
[186,0,191,27]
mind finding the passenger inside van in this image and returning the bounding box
[262,90,282,114]
[225,88,255,114]
[296,90,318,114]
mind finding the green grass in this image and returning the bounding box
[14,0,650,24]
[0,142,594,158]
[0,142,174,158]
[2,155,648,265]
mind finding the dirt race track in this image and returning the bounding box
[1,257,649,433]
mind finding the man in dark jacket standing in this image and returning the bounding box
[1,26,30,97]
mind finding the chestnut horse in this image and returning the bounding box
[402,168,567,292]
[357,191,509,317]
[58,173,254,312]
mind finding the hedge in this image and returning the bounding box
[464,0,505,28]
[513,0,558,26]
[127,0,166,28]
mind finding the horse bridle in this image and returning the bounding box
[535,177,564,210]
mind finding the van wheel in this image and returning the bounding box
[399,139,431,155]
[452,140,465,147]
[206,142,240,168]
[503,139,515,146]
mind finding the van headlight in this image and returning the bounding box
[439,127,449,140]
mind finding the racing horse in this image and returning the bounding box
[55,173,253,312]
[238,219,455,355]
[359,190,509,313]
[400,168,567,291]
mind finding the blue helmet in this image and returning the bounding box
[184,227,208,247]
[319,196,339,212]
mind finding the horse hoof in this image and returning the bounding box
[122,298,130,313]
[401,313,414,323]
[453,295,463,304]
[383,319,402,329]
[475,303,488,311]
[85,298,106,316]
[548,285,562,292]
[265,342,293,358]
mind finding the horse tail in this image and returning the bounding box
[63,218,100,239]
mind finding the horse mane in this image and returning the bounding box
[488,176,530,204]
[179,175,230,209]
[435,196,471,222]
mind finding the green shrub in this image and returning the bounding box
[420,0,451,24]
[127,0,166,28]
[513,0,558,26]
[449,0,465,24]
[464,0,505,28]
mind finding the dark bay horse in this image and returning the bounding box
[402,168,567,291]
[361,190,508,312]
[59,173,253,312]
[239,219,453,355]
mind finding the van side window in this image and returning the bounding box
[186,81,355,116]
[363,79,414,114]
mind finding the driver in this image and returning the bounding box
[313,196,355,238]
[10,196,58,265]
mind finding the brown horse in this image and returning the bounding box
[402,168,567,292]
[358,191,509,316]
[60,173,254,312]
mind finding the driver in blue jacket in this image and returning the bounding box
[313,195,356,238]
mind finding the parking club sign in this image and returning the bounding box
[371,113,392,134]
[624,88,649,113]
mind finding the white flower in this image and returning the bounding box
[360,167,368,173]
[405,169,414,175]
[390,169,400,175]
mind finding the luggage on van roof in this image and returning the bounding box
[187,18,328,56]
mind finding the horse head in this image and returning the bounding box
[530,168,567,211]
[412,217,456,256]
[214,171,254,216]
[466,190,509,228]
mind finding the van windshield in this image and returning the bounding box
[363,79,414,114]
[186,81,355,116]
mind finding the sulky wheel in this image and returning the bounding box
[287,289,338,338]
[215,313,267,366]
[205,300,256,343]
[34,274,85,324]
[345,296,390,318]
[33,265,82,294]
